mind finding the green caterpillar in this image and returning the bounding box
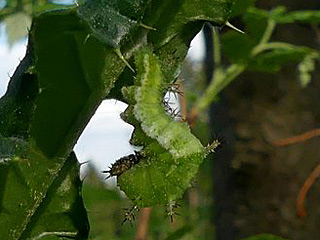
[117,48,219,208]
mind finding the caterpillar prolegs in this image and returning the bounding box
[116,48,219,208]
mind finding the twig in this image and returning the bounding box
[188,108,198,129]
[296,163,320,217]
[272,128,320,147]
[176,81,187,122]
[135,208,152,240]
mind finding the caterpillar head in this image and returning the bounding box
[102,151,143,179]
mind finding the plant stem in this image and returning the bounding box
[259,19,276,45]
[296,163,320,217]
[213,27,221,66]
[135,208,152,240]
[190,17,278,121]
[195,64,246,114]
[252,42,304,56]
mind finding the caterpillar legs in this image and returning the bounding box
[122,205,139,226]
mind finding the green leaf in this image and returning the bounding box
[0,1,75,21]
[78,0,234,49]
[243,7,320,28]
[0,49,37,138]
[242,7,286,41]
[29,9,124,157]
[243,7,269,42]
[221,6,319,73]
[273,10,320,24]
[0,136,89,239]
[249,45,316,72]
[146,0,234,46]
[222,31,256,62]
[19,153,89,240]
[0,9,117,239]
[230,0,256,17]
[241,234,288,240]
[78,0,235,86]
[78,0,151,48]
[165,225,194,240]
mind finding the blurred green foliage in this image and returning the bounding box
[82,167,215,240]
[241,234,288,240]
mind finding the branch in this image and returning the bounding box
[296,163,320,217]
[272,128,320,147]
[135,208,152,240]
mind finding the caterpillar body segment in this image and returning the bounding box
[133,49,204,159]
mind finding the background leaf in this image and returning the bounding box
[230,0,256,17]
[241,234,288,240]
[273,10,320,24]
[249,46,315,72]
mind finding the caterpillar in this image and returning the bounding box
[102,151,143,179]
[117,48,219,208]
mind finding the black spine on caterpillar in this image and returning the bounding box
[102,151,143,179]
